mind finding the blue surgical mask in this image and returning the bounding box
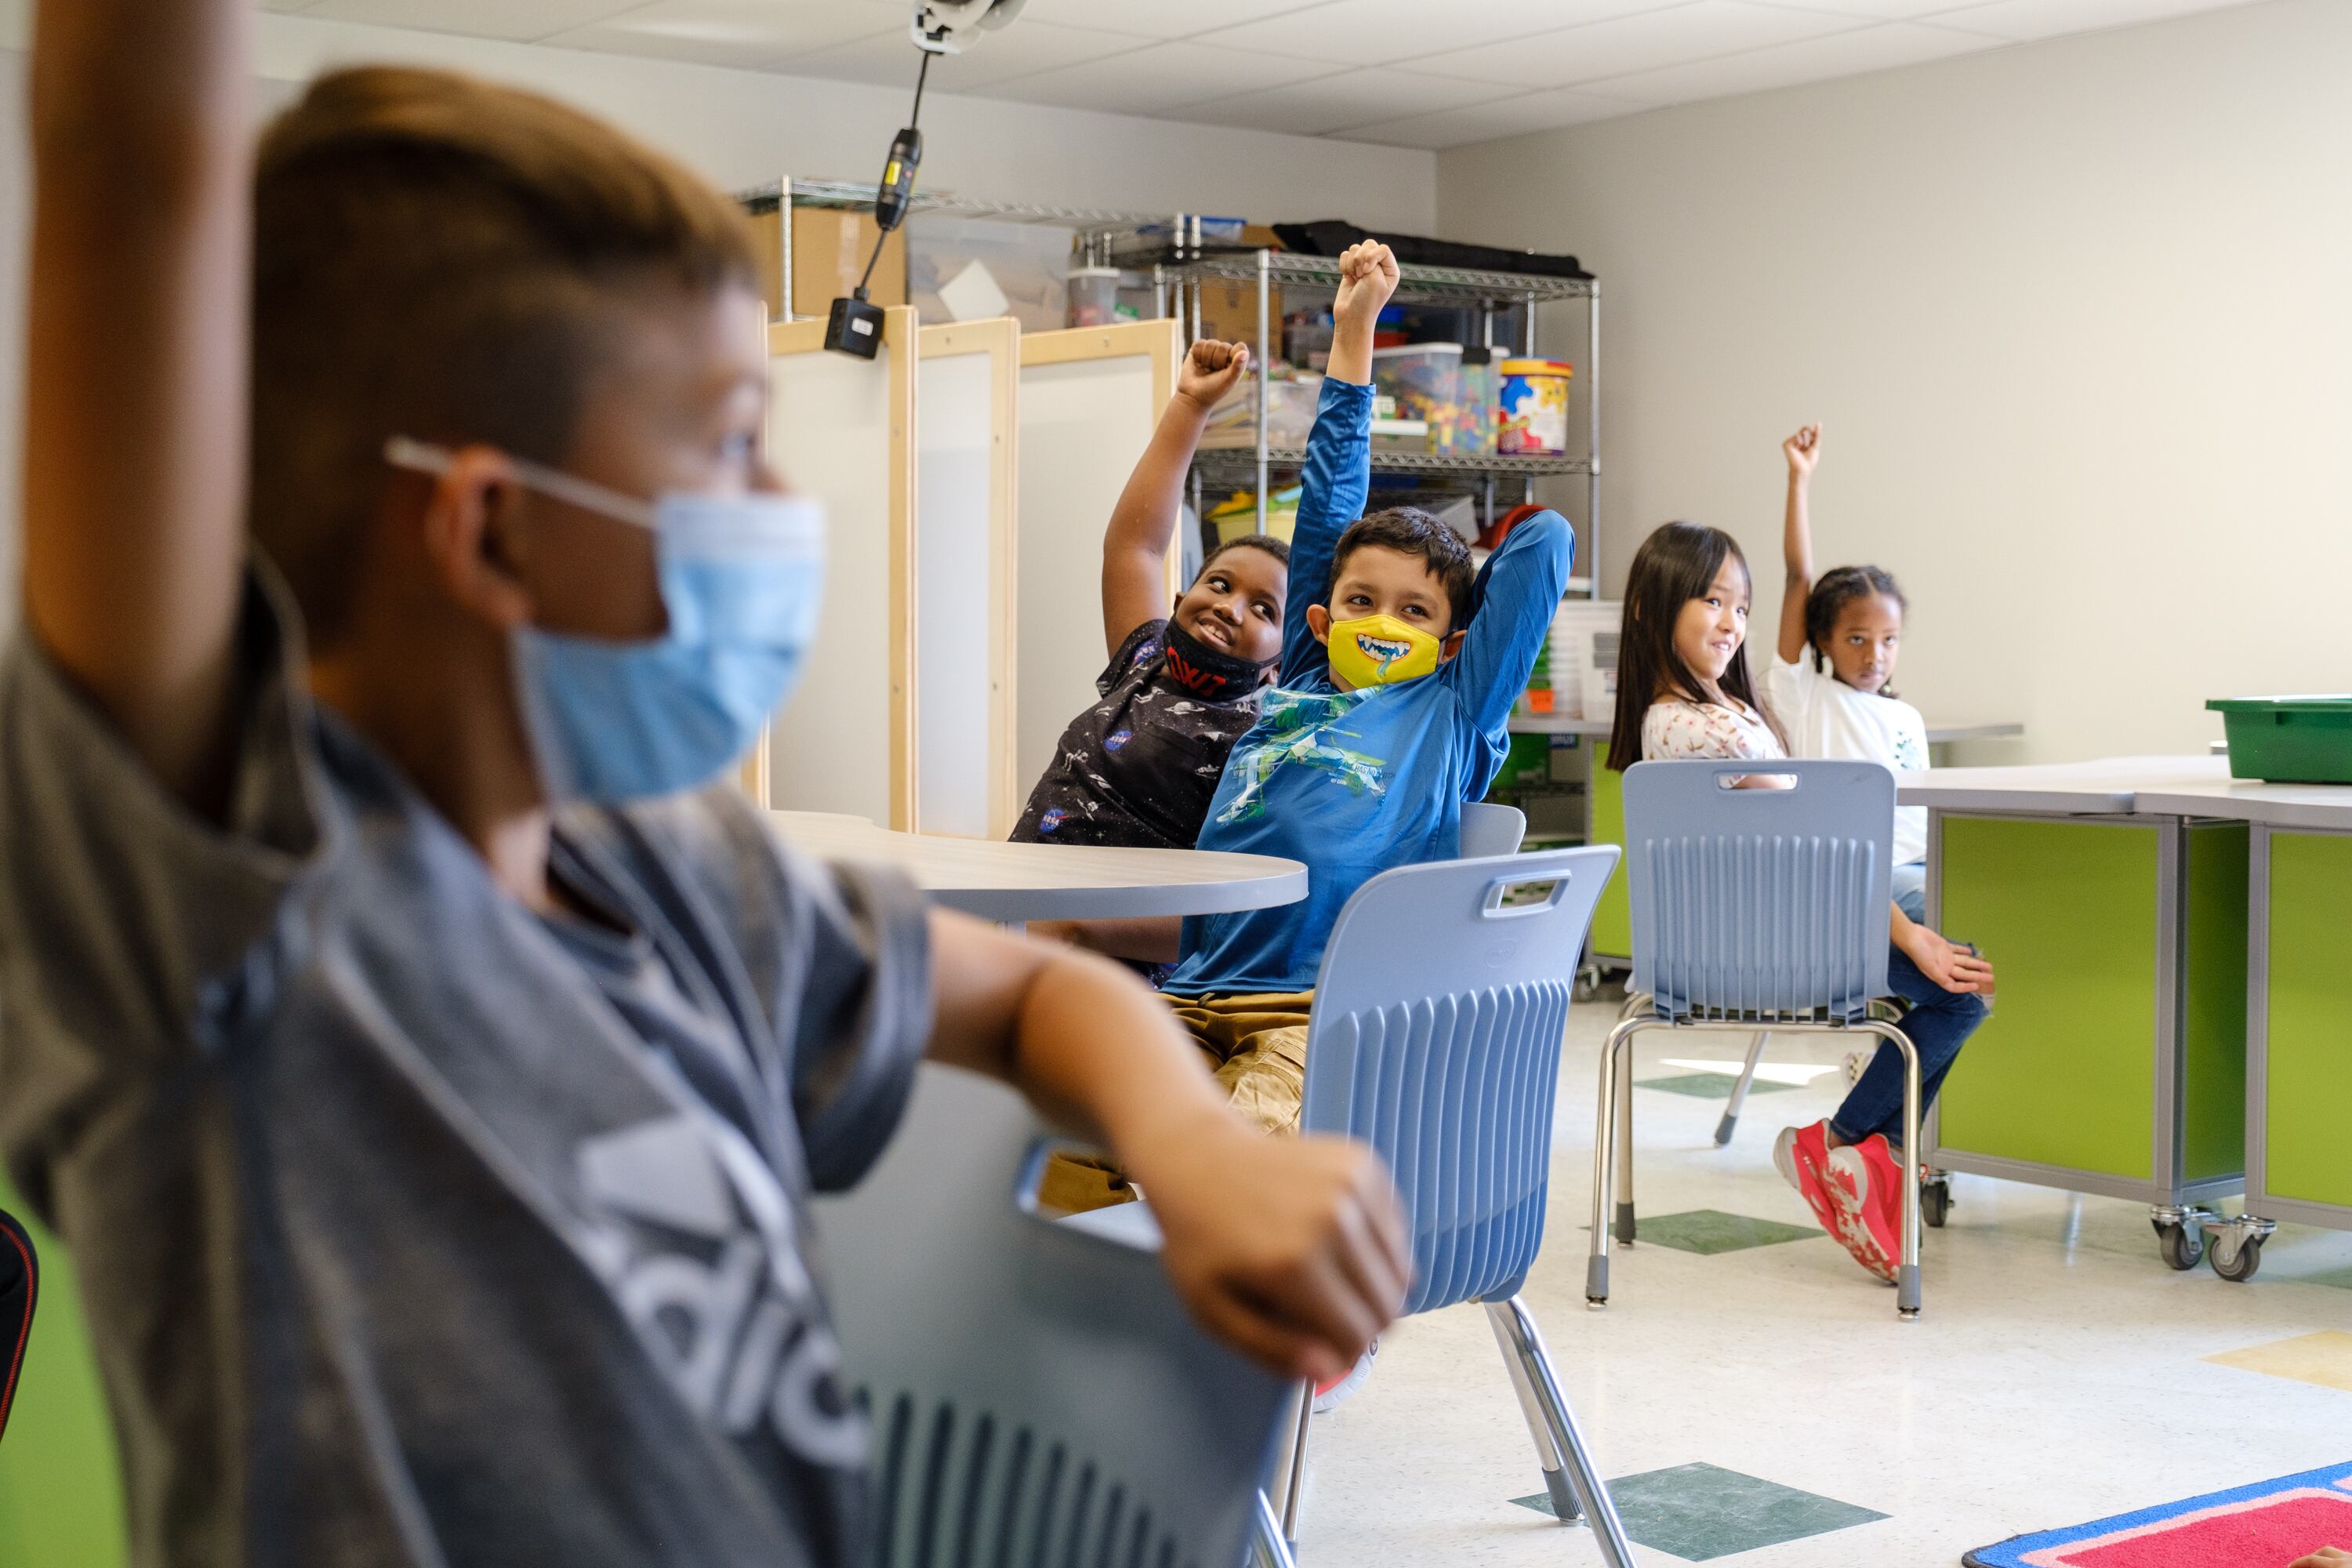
[386,437,825,804]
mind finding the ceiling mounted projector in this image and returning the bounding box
[911,0,1029,56]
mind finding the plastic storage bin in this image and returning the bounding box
[1207,485,1301,545]
[1201,372,1322,448]
[1066,266,1122,327]
[1497,358,1573,455]
[2207,696,2352,782]
[1373,343,1472,454]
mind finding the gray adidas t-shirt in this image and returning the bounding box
[0,580,932,1566]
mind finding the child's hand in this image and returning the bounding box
[1138,1120,1410,1385]
[1332,240,1400,335]
[2291,1551,2352,1567]
[1784,423,1822,479]
[1175,339,1250,412]
[1896,922,1994,995]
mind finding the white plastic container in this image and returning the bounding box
[1066,266,1121,328]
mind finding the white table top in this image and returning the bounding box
[768,811,1308,922]
[1508,714,2024,744]
[1897,756,2232,815]
[2131,776,2352,829]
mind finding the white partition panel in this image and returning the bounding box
[1014,321,1180,797]
[915,318,1018,838]
[764,309,916,828]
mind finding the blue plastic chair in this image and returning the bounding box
[1273,844,1636,1566]
[1458,800,1526,859]
[814,1062,1296,1568]
[1585,760,1927,1318]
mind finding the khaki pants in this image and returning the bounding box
[1035,989,1316,1215]
[1163,990,1315,1137]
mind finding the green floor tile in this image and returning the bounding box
[1635,1072,1798,1099]
[1610,1208,1821,1255]
[1512,1461,1886,1559]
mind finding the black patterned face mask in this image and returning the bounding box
[1159,619,1272,702]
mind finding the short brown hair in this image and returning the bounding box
[252,67,760,644]
[1331,507,1475,630]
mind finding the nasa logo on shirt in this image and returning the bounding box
[1105,729,1133,753]
[1038,807,1067,833]
[574,1116,866,1469]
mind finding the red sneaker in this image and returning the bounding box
[1821,1136,1902,1283]
[1780,1121,1843,1240]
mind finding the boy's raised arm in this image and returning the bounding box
[1279,241,1396,685]
[1776,423,1820,667]
[1099,340,1250,657]
[1448,510,1572,742]
[22,0,255,814]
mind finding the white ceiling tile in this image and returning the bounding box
[783,18,1148,90]
[1414,1,1863,89]
[1914,0,2254,42]
[1594,19,1994,102]
[1171,67,1501,138]
[978,39,1345,116]
[1195,0,1681,67]
[1339,85,1649,150]
[547,0,904,68]
[1011,0,1334,40]
[1744,0,1991,17]
[299,0,642,41]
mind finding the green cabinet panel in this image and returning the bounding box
[2264,831,2352,1208]
[2181,822,2249,1185]
[1936,816,2159,1180]
[0,1170,128,1568]
[1590,742,1631,959]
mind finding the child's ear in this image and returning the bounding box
[1438,628,1468,664]
[1305,603,1332,645]
[412,446,535,632]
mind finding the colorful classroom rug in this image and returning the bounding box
[1964,1462,2352,1567]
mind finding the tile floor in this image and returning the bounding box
[1295,994,2352,1566]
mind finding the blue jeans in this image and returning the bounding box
[1890,860,1928,924]
[1829,943,1989,1149]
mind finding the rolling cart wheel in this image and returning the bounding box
[1920,1180,1951,1230]
[1575,964,1602,1002]
[2154,1221,2204,1271]
[2209,1232,2263,1283]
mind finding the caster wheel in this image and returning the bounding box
[2210,1232,2263,1283]
[1921,1181,1951,1229]
[2154,1221,2205,1271]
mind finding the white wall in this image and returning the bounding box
[252,16,1439,228]
[1438,0,2352,764]
[0,16,1436,633]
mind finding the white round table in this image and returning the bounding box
[768,811,1307,923]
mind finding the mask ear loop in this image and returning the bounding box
[383,437,659,530]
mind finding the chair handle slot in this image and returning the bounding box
[1482,871,1570,917]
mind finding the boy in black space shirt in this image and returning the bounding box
[1011,339,1289,854]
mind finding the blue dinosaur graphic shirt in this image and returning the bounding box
[1163,376,1574,998]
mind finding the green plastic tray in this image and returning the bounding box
[2207,695,2352,783]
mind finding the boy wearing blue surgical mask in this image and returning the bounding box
[0,6,1410,1564]
[1149,242,1575,1140]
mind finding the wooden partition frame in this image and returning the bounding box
[914,318,1020,837]
[1013,320,1183,796]
[760,307,917,828]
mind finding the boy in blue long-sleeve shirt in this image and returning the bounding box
[1160,242,1575,1132]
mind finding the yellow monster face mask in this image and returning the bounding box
[1327,613,1442,688]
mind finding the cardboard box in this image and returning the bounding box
[746,207,907,323]
[1195,278,1283,352]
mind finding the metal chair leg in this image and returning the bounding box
[1587,1013,1653,1305]
[1610,990,1643,1244]
[1486,1301,1579,1523]
[1278,1378,1312,1546]
[1715,1030,1770,1146]
[1859,1018,1925,1319]
[1250,1489,1299,1568]
[1490,1297,1640,1567]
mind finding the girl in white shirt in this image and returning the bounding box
[1606,519,1993,1287]
[1766,425,1933,920]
